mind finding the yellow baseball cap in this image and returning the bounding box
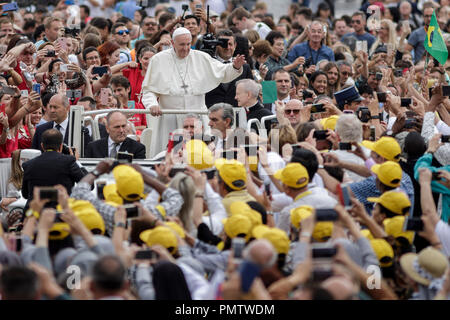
[140,226,178,254]
[320,115,339,131]
[383,216,415,244]
[49,221,70,240]
[274,163,309,189]
[165,221,185,239]
[371,161,402,187]
[248,155,258,172]
[113,165,146,202]
[360,229,374,240]
[186,139,214,170]
[367,191,411,215]
[361,136,401,162]
[229,201,262,227]
[103,184,123,206]
[222,214,252,239]
[215,159,247,190]
[70,199,105,235]
[290,206,333,242]
[370,239,394,268]
[253,227,290,254]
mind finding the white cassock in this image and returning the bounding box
[141,48,243,158]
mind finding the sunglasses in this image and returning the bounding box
[341,71,351,76]
[116,30,130,35]
[351,20,361,24]
[145,22,157,26]
[285,109,300,115]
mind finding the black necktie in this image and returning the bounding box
[55,124,62,132]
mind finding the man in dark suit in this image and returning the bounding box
[31,94,91,155]
[22,128,86,201]
[85,111,146,159]
[205,29,254,108]
[235,79,273,132]
[78,96,108,139]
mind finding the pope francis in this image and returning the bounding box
[141,27,246,158]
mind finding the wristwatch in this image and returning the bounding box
[115,222,126,228]
[370,115,380,119]
[91,169,101,178]
[318,164,324,169]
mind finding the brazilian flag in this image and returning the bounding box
[424,10,448,65]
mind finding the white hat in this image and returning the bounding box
[172,27,192,40]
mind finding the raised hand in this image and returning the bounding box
[232,54,246,70]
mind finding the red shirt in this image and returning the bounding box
[13,63,30,92]
[18,125,31,150]
[125,102,147,129]
[122,67,145,104]
[0,125,18,158]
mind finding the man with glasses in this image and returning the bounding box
[206,29,253,108]
[131,16,158,49]
[337,60,354,87]
[404,2,436,64]
[112,22,132,64]
[341,11,376,50]
[83,47,101,68]
[283,99,303,128]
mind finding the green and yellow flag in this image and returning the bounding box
[424,10,448,65]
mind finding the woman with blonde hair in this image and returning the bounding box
[168,172,196,235]
[369,19,398,55]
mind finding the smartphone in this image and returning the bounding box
[239,260,261,293]
[315,208,338,221]
[291,143,302,152]
[339,142,352,151]
[117,151,133,163]
[232,237,246,260]
[57,37,68,52]
[310,103,325,114]
[195,4,202,9]
[123,204,140,218]
[60,64,68,72]
[135,250,157,260]
[404,118,415,129]
[313,130,328,141]
[243,144,258,156]
[181,4,189,11]
[1,84,16,96]
[127,100,135,109]
[376,92,387,103]
[400,98,412,107]
[202,168,216,180]
[2,2,19,12]
[39,187,58,202]
[312,244,337,258]
[100,88,109,105]
[32,83,41,95]
[222,150,238,160]
[394,69,403,77]
[341,185,352,209]
[370,125,376,141]
[264,181,271,197]
[96,180,106,200]
[356,40,367,53]
[403,217,423,232]
[442,135,450,143]
[45,50,56,57]
[169,164,187,178]
[15,236,22,252]
[442,85,450,97]
[92,66,108,76]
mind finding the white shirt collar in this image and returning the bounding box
[108,136,123,148]
[54,117,69,131]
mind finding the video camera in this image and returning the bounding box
[196,5,229,57]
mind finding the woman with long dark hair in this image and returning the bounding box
[153,261,192,300]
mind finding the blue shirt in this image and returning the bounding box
[114,0,140,20]
[341,32,376,50]
[287,42,335,65]
[408,27,427,64]
[350,174,415,215]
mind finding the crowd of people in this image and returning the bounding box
[0,0,449,301]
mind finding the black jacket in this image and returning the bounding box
[22,151,86,200]
[84,137,146,159]
[32,120,91,155]
[246,102,273,132]
[205,63,253,108]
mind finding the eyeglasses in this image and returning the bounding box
[285,109,300,115]
[116,30,130,35]
[351,20,361,25]
[341,71,351,76]
[145,22,157,26]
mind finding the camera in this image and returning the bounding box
[356,106,371,123]
[376,92,386,103]
[312,244,337,258]
[199,33,229,57]
[123,204,140,219]
[64,27,80,38]
[45,50,56,57]
[394,69,403,77]
[400,98,412,107]
[302,89,313,99]
[135,250,158,260]
[375,72,383,81]
[315,208,338,221]
[313,130,328,140]
[441,135,450,143]
[404,118,415,129]
[61,144,76,155]
[339,142,352,150]
[310,103,325,114]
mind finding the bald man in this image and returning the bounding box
[284,99,303,128]
[32,94,91,154]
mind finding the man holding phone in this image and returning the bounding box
[22,128,86,203]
